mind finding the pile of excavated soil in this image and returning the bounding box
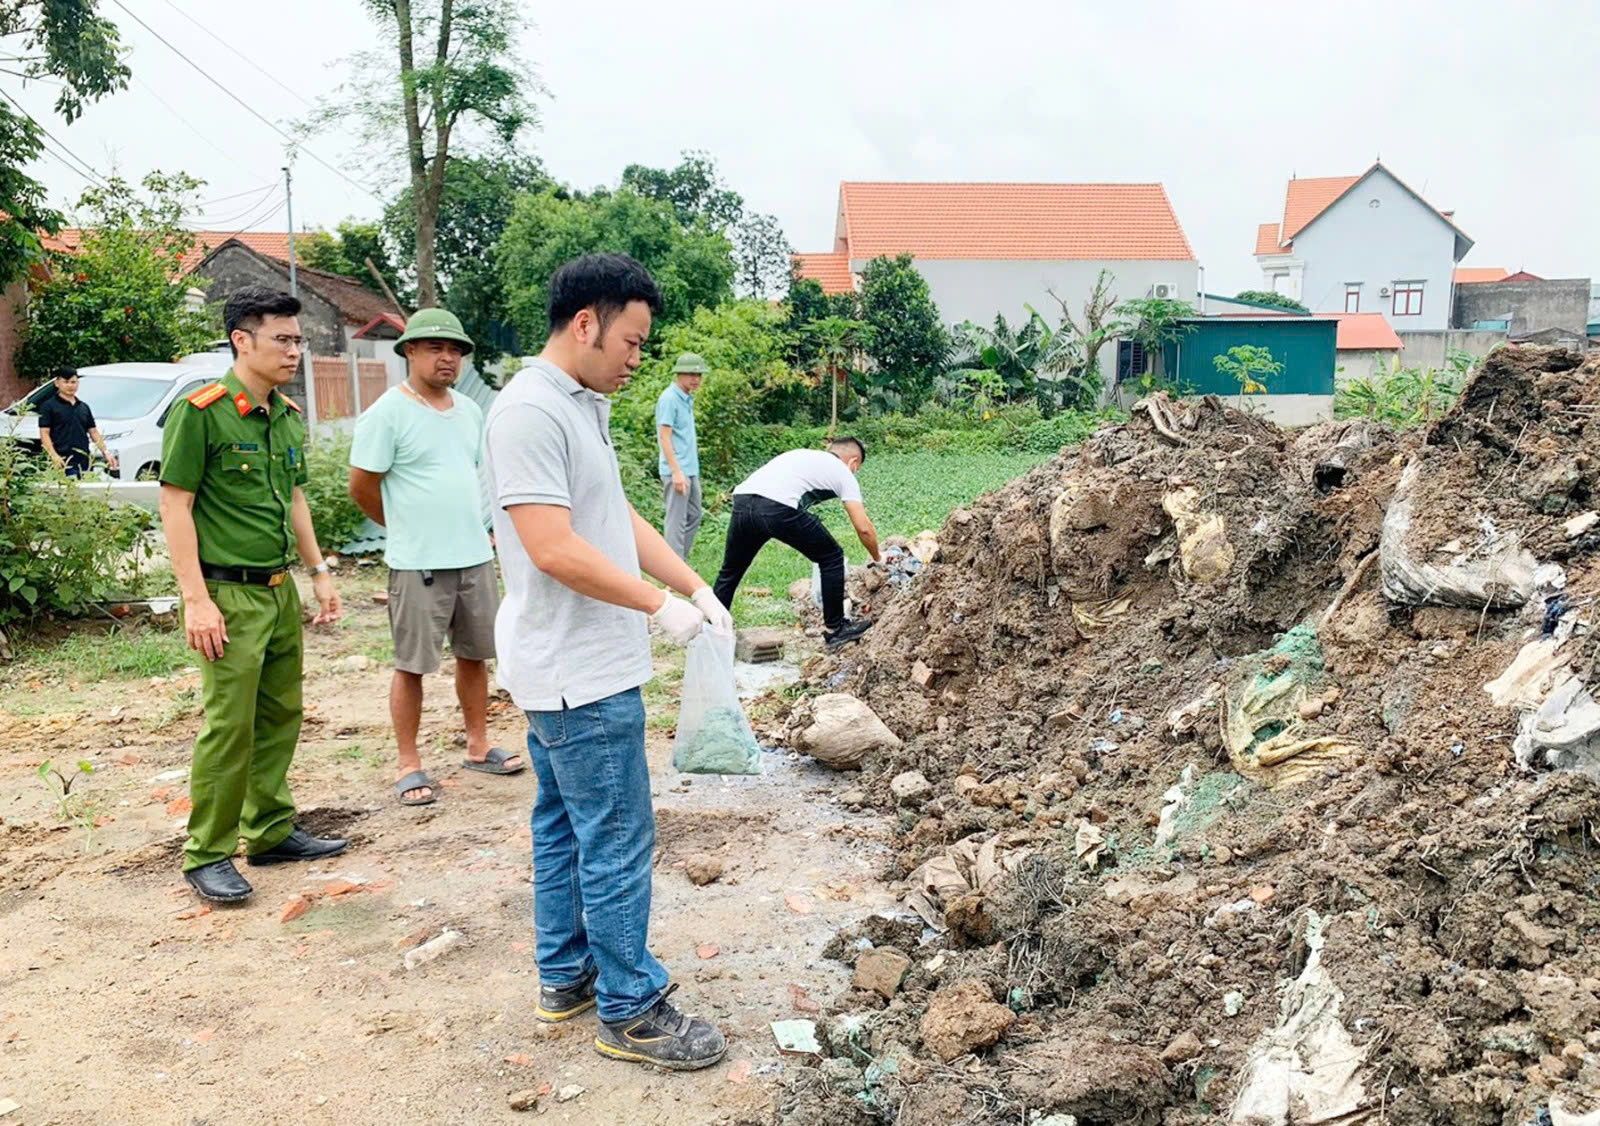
[769,346,1600,1126]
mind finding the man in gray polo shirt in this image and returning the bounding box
[485,253,733,1071]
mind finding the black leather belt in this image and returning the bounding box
[200,563,290,587]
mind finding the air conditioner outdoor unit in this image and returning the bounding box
[1379,286,1391,297]
[1150,281,1178,300]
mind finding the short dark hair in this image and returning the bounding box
[53,366,78,382]
[546,253,663,335]
[224,286,301,357]
[830,436,865,462]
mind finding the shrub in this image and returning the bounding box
[0,438,154,629]
[301,429,366,556]
[1020,410,1117,453]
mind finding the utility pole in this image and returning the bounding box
[282,164,297,298]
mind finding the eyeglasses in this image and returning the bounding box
[245,330,306,351]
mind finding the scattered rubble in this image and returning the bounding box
[771,348,1600,1126]
[684,853,724,886]
[919,982,1015,1062]
[852,947,911,999]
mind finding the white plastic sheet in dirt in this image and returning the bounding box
[1483,615,1600,772]
[1380,458,1536,609]
[1552,1098,1600,1126]
[1230,911,1370,1126]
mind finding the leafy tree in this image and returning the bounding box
[1234,289,1310,313]
[612,300,806,493]
[1042,270,1126,413]
[20,172,217,377]
[947,308,1060,403]
[732,212,793,301]
[0,0,130,289]
[383,153,549,360]
[496,188,733,344]
[784,275,858,370]
[808,315,869,433]
[620,151,743,232]
[297,220,403,301]
[316,0,541,306]
[856,254,948,413]
[1118,296,1196,387]
[1213,344,1281,406]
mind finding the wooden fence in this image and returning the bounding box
[310,355,388,420]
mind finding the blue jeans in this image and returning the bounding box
[524,687,669,1022]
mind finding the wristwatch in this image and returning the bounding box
[310,561,331,576]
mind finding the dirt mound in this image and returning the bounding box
[773,347,1600,1126]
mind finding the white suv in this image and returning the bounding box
[2,355,233,478]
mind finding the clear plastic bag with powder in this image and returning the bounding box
[672,629,763,775]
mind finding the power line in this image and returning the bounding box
[154,0,315,110]
[0,87,111,188]
[106,0,385,202]
[195,183,279,207]
[130,76,276,184]
[186,186,280,229]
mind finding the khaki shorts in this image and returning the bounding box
[388,561,499,674]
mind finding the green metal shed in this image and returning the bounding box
[1160,317,1338,397]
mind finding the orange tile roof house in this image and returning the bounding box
[1251,163,1473,333]
[793,181,1197,336]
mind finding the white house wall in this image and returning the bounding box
[1289,168,1458,332]
[889,257,1197,375]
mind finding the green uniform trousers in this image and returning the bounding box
[182,579,304,870]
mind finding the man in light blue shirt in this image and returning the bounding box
[655,352,704,559]
[349,308,524,807]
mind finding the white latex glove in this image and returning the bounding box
[691,587,733,636]
[651,591,707,645]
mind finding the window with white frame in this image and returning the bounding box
[1392,281,1424,317]
[1345,284,1361,313]
[1271,272,1290,295]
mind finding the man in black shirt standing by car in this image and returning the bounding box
[38,368,118,478]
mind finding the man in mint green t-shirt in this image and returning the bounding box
[349,309,525,807]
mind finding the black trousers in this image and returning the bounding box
[713,495,846,629]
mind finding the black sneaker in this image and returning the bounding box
[537,966,597,1023]
[594,984,727,1070]
[824,618,873,650]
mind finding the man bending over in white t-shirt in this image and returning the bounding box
[711,437,881,649]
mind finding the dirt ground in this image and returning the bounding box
[0,567,900,1125]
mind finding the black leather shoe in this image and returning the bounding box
[245,827,348,866]
[184,859,253,902]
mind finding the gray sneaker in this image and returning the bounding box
[594,985,727,1070]
[536,966,597,1023]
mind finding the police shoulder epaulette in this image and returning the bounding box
[186,383,228,409]
[277,392,302,414]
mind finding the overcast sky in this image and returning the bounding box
[9,0,1598,295]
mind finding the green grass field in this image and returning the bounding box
[685,450,1050,626]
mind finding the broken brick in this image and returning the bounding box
[697,943,720,959]
[176,905,211,921]
[279,896,311,923]
[116,751,142,766]
[165,796,192,817]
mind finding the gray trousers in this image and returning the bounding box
[662,476,703,560]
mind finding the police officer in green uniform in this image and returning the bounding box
[158,286,348,903]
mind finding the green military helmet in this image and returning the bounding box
[394,307,475,356]
[673,352,708,375]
